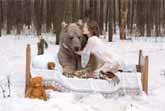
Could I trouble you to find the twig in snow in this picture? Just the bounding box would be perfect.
[0,85,6,98]
[7,76,11,97]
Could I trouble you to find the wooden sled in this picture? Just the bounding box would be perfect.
[25,44,149,95]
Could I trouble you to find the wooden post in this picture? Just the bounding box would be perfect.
[25,44,32,95]
[138,50,142,65]
[143,56,148,95]
[136,50,142,72]
[136,50,148,95]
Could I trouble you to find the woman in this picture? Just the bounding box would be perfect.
[76,20,123,79]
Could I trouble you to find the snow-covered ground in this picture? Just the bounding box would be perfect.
[0,34,165,111]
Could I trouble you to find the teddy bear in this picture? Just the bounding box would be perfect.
[47,62,55,70]
[25,76,48,101]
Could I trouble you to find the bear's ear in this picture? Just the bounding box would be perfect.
[61,21,68,29]
[77,19,83,27]
[77,19,83,25]
[76,19,84,31]
[61,21,69,32]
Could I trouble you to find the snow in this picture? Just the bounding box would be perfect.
[0,34,165,111]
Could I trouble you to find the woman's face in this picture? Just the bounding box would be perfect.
[82,23,91,37]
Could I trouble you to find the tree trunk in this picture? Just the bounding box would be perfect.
[16,1,23,35]
[23,0,31,28]
[46,0,52,32]
[0,0,2,37]
[163,0,165,35]
[105,0,109,32]
[108,0,113,42]
[130,0,134,34]
[119,0,128,40]
[146,0,151,36]
[54,0,65,45]
[113,0,116,34]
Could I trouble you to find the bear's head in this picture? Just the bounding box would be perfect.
[60,23,82,53]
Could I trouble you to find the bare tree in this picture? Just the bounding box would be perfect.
[1,0,165,39]
[146,0,152,36]
[23,0,32,29]
[119,0,128,40]
[113,0,116,34]
[163,0,165,34]
[53,0,65,44]
[108,0,113,42]
[0,0,3,37]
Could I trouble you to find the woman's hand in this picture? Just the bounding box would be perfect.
[75,51,83,55]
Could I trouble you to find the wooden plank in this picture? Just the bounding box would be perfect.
[143,56,148,95]
[137,50,148,95]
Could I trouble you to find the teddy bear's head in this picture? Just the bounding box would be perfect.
[31,76,43,87]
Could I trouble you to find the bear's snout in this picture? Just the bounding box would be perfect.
[74,47,80,52]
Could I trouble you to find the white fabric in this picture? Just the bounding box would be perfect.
[58,72,142,93]
[31,54,56,69]
[81,36,124,73]
[30,49,142,96]
[31,52,63,80]
[31,66,142,95]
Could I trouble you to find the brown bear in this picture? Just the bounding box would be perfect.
[58,23,97,77]
[25,76,48,101]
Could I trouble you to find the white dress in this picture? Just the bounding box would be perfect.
[81,36,123,74]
